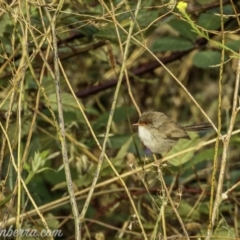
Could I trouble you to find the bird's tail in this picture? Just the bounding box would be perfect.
[183,123,212,132]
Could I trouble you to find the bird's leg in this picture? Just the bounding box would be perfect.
[152,149,172,167]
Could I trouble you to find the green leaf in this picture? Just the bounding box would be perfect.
[93,107,135,130]
[178,201,200,220]
[115,136,133,159]
[79,25,99,39]
[197,13,221,30]
[137,10,159,28]
[151,36,194,52]
[196,4,233,31]
[168,20,198,41]
[0,14,11,37]
[48,92,81,112]
[167,132,200,166]
[193,51,223,69]
[23,162,31,172]
[75,174,94,188]
[226,40,240,52]
[209,227,236,240]
[95,26,120,41]
[106,134,133,150]
[182,148,215,171]
[32,151,49,172]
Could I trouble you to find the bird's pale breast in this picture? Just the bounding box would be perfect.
[138,125,176,154]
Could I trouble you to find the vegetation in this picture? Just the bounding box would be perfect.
[0,0,240,239]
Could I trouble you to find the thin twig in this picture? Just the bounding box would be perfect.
[59,59,148,239]
[157,168,190,240]
[0,122,52,237]
[208,0,225,230]
[205,57,240,240]
[94,10,218,132]
[79,1,148,239]
[43,1,81,239]
[4,128,240,227]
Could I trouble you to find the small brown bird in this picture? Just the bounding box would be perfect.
[133,111,211,154]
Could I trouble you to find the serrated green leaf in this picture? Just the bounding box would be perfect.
[49,92,82,112]
[32,151,44,172]
[168,19,198,41]
[151,36,194,52]
[75,174,94,188]
[23,162,31,172]
[193,51,223,69]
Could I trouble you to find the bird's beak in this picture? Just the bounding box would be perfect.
[132,123,140,126]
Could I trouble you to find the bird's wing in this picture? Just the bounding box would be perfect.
[158,121,190,140]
